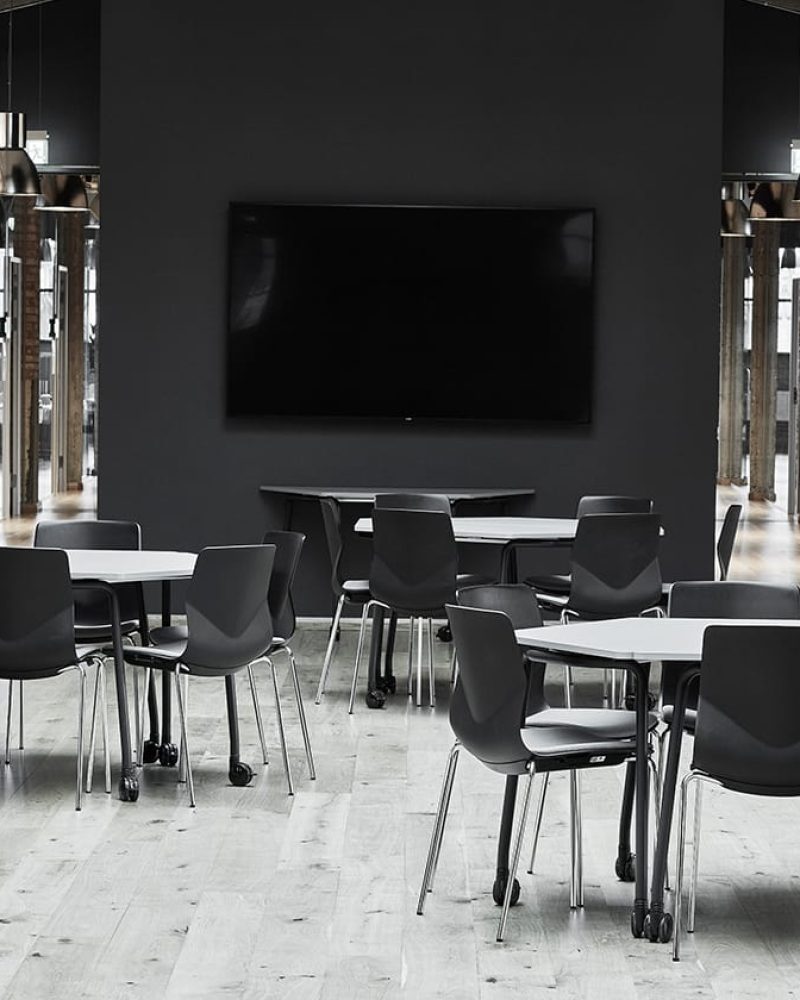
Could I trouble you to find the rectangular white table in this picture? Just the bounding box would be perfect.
[65,549,196,801]
[260,485,537,505]
[515,616,800,942]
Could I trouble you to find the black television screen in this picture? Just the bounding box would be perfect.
[227,203,594,422]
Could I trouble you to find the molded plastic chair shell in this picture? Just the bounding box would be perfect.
[716,503,742,581]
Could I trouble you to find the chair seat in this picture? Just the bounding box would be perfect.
[522,708,658,758]
[149,624,188,646]
[123,640,186,666]
[523,572,571,596]
[342,579,371,600]
[456,572,495,589]
[660,704,697,733]
[74,620,141,641]
[531,589,569,609]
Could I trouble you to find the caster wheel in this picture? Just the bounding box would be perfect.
[158,743,179,767]
[615,852,636,882]
[630,908,645,939]
[365,689,386,709]
[119,776,139,802]
[436,624,452,643]
[141,739,159,764]
[229,761,254,786]
[492,876,520,907]
[653,912,673,943]
[378,675,397,694]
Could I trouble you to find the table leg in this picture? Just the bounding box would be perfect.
[615,760,637,882]
[493,775,521,906]
[365,605,386,708]
[647,666,698,943]
[155,580,179,768]
[380,611,397,693]
[96,582,138,802]
[629,662,650,938]
[225,673,253,785]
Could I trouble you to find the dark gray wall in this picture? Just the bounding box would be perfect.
[0,0,100,165]
[99,0,725,614]
[723,0,800,175]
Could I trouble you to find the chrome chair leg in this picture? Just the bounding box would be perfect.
[497,764,536,942]
[527,771,550,875]
[427,618,435,708]
[688,779,704,933]
[673,771,696,961]
[407,617,415,698]
[248,664,269,765]
[270,657,294,796]
[133,667,141,766]
[417,741,460,914]
[75,666,87,811]
[5,679,12,765]
[316,594,345,704]
[286,647,315,779]
[177,673,190,785]
[173,667,195,807]
[569,770,584,908]
[86,661,102,793]
[138,666,150,767]
[100,662,111,794]
[416,617,424,708]
[348,602,372,715]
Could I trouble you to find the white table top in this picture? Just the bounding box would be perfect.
[66,550,197,583]
[516,616,800,662]
[354,516,578,544]
[261,485,536,503]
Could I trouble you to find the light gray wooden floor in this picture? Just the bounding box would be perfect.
[2,490,800,998]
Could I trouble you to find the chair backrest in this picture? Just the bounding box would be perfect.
[0,547,77,675]
[374,492,451,514]
[456,584,547,715]
[33,519,142,626]
[716,503,742,580]
[446,603,531,775]
[663,580,800,711]
[567,512,662,618]
[668,580,800,620]
[370,507,457,615]
[576,495,654,517]
[261,530,305,641]
[319,497,346,594]
[694,625,800,794]
[182,545,276,671]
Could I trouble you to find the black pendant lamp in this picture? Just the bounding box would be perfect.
[0,1,40,196]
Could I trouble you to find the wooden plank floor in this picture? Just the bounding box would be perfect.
[1,486,799,997]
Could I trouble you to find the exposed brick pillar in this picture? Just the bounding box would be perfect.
[15,197,40,514]
[748,219,779,502]
[60,213,85,490]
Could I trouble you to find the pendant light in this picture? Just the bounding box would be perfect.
[0,0,39,195]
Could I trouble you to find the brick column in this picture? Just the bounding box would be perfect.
[717,233,746,486]
[60,213,85,490]
[748,219,780,502]
[15,197,40,514]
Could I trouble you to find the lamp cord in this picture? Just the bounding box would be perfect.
[7,0,13,110]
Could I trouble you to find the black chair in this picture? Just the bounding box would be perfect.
[716,503,742,580]
[248,530,315,787]
[524,496,653,596]
[150,531,315,793]
[0,547,108,810]
[533,512,663,709]
[28,519,147,782]
[123,545,277,806]
[417,603,654,940]
[314,497,373,704]
[673,625,800,960]
[351,507,458,713]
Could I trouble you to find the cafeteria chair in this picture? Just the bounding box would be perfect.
[350,507,458,712]
[716,503,742,581]
[524,495,654,597]
[531,512,663,709]
[0,546,109,810]
[150,531,315,793]
[122,545,278,806]
[673,624,800,960]
[417,603,656,940]
[314,496,374,704]
[17,520,148,788]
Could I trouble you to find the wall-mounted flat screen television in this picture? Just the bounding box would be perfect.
[227,203,594,422]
